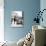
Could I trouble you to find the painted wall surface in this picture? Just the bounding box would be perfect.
[4,0,40,42]
[0,0,4,42]
[40,0,46,27]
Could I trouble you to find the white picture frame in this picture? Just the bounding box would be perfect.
[11,11,24,27]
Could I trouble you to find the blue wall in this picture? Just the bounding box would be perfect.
[40,0,46,27]
[4,0,40,42]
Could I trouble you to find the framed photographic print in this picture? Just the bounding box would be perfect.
[11,11,24,27]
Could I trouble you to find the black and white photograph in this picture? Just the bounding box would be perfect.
[11,11,24,27]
